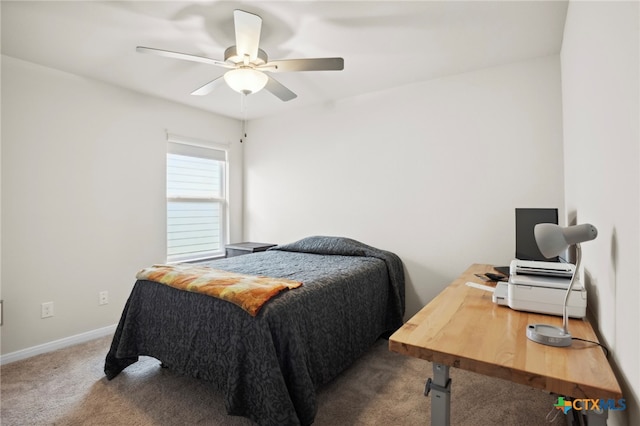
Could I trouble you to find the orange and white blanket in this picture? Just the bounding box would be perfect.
[136,264,303,316]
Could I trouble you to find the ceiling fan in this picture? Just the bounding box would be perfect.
[137,9,344,102]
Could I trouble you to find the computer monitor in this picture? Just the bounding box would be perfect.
[515,208,560,262]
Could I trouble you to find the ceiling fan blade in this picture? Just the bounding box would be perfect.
[191,76,226,96]
[263,58,344,72]
[136,46,232,68]
[233,10,262,62]
[264,76,297,102]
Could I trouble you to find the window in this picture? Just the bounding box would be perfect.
[167,140,227,262]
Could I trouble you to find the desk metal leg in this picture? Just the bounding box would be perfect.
[424,363,451,426]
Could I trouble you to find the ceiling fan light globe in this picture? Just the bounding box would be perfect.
[224,68,268,95]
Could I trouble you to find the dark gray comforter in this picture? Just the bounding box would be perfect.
[104,236,404,425]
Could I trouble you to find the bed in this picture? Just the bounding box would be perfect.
[104,236,405,425]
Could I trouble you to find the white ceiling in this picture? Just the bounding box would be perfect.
[1,1,569,121]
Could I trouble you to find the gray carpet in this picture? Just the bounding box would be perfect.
[0,335,566,425]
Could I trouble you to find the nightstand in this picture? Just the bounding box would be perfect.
[225,242,277,258]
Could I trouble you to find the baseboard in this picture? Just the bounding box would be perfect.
[0,324,117,365]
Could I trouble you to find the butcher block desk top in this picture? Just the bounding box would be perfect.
[389,263,622,400]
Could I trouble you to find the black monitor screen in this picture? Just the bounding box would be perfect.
[515,208,559,262]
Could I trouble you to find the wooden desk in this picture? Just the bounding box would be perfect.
[389,264,622,425]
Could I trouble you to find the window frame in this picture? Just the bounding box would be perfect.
[166,134,229,263]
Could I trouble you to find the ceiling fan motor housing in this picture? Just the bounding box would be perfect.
[224,46,268,66]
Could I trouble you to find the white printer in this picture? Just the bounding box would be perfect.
[492,260,587,318]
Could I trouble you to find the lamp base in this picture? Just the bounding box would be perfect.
[526,324,572,347]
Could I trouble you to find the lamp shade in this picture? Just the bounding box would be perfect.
[224,68,268,95]
[534,223,598,258]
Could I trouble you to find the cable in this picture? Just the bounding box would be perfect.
[572,337,609,357]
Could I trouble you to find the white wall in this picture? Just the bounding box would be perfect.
[561,2,639,425]
[1,56,242,355]
[244,55,565,318]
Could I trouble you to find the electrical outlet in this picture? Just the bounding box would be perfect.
[41,302,54,318]
[99,291,108,305]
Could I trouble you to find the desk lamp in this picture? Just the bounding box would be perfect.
[526,223,598,347]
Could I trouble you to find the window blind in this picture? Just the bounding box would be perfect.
[166,139,227,262]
